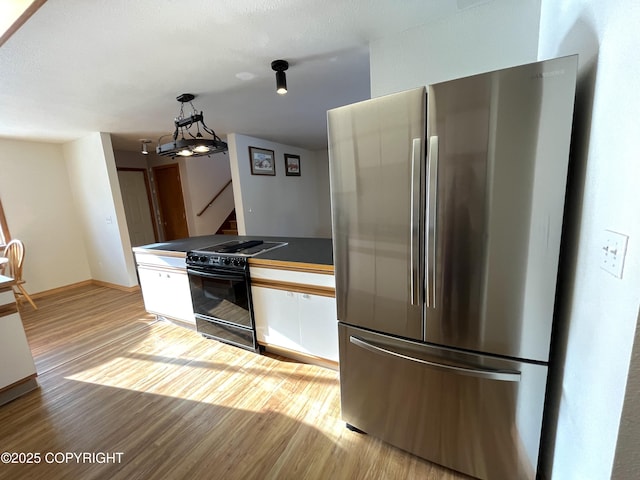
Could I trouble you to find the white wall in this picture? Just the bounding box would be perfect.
[0,138,91,293]
[537,1,640,478]
[613,308,640,478]
[370,0,541,96]
[114,149,150,170]
[313,149,332,238]
[228,133,332,238]
[123,151,234,240]
[115,149,234,240]
[113,150,162,243]
[179,152,234,237]
[63,133,137,287]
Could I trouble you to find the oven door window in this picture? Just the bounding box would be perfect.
[188,268,252,327]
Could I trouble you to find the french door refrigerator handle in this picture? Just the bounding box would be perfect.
[350,336,521,382]
[426,136,439,308]
[410,138,421,306]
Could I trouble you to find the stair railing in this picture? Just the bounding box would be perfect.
[197,179,232,217]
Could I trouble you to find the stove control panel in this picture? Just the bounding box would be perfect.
[186,252,247,269]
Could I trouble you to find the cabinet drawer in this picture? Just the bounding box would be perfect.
[135,253,186,269]
[249,267,335,288]
[339,324,547,480]
[195,317,257,352]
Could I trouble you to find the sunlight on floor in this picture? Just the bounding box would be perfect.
[63,340,342,438]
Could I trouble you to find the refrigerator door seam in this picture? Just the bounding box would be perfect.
[349,335,521,382]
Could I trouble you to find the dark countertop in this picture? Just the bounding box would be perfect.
[133,235,334,266]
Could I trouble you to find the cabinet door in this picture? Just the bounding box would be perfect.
[0,312,37,388]
[138,266,194,324]
[299,294,338,362]
[163,268,195,323]
[253,285,339,362]
[251,286,301,351]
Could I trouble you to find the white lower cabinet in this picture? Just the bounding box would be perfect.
[252,287,301,351]
[135,253,195,325]
[0,285,37,405]
[0,312,37,388]
[251,280,338,363]
[298,293,339,362]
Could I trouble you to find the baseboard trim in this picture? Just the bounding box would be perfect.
[31,280,94,299]
[0,376,38,406]
[260,343,338,371]
[91,280,140,293]
[32,280,140,299]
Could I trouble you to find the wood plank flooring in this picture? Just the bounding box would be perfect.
[0,285,471,480]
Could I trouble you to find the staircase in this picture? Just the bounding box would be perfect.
[217,210,238,235]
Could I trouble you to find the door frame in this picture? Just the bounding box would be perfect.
[152,163,190,241]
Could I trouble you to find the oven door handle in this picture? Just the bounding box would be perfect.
[187,267,246,282]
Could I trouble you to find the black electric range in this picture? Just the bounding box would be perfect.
[185,240,287,352]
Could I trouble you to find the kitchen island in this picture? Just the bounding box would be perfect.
[133,235,337,368]
[134,235,333,266]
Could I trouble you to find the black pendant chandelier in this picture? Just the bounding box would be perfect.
[156,93,228,158]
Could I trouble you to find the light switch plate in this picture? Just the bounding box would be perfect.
[600,230,629,278]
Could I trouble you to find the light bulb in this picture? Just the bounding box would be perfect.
[276,70,287,95]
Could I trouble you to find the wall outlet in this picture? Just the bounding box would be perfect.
[600,230,629,278]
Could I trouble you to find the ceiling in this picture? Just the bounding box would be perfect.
[0,1,479,153]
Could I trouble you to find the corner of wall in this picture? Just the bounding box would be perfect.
[227,133,247,235]
[63,132,137,288]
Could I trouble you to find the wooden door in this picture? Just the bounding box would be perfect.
[153,164,189,241]
[117,168,158,246]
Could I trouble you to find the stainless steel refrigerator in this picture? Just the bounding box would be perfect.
[327,55,577,480]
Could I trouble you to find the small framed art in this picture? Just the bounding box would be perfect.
[249,147,276,175]
[284,154,301,176]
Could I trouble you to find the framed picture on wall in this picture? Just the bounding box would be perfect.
[284,154,301,176]
[249,146,276,175]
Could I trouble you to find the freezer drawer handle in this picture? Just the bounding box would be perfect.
[349,336,521,382]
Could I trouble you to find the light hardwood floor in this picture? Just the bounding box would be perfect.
[0,285,471,480]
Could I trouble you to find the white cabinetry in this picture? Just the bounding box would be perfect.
[298,293,338,361]
[0,281,37,405]
[134,252,195,326]
[250,265,338,364]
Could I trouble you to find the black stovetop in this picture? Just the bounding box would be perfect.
[191,240,288,257]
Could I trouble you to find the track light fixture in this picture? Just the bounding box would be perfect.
[271,60,289,95]
[140,139,151,155]
[156,93,228,158]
